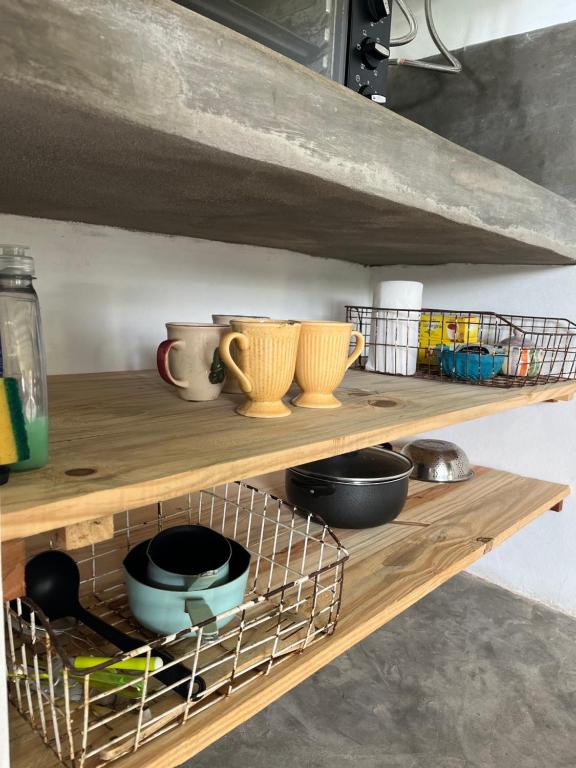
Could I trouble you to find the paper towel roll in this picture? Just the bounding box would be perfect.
[367,281,423,375]
[372,281,423,311]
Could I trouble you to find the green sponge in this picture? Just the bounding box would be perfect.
[0,377,30,466]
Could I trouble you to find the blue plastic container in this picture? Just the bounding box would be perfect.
[437,345,505,381]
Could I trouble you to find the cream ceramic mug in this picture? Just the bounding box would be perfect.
[157,323,228,401]
[212,315,270,394]
[293,321,365,408]
[219,320,301,418]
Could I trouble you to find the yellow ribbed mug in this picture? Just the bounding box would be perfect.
[219,320,301,418]
[293,321,365,408]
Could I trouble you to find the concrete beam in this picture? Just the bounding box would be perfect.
[0,0,575,266]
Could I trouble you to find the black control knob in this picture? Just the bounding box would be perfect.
[359,85,386,104]
[367,0,391,22]
[360,37,390,70]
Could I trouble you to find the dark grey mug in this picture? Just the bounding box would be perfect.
[146,524,232,590]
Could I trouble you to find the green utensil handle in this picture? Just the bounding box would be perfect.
[72,656,164,672]
[70,670,143,699]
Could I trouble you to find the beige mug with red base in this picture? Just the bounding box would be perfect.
[219,320,301,418]
[157,323,228,401]
[293,321,365,408]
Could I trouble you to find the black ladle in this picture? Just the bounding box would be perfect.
[25,550,205,700]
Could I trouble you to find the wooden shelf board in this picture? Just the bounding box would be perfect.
[1,0,576,266]
[3,369,576,542]
[9,467,570,768]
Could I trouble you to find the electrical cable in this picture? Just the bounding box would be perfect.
[389,0,418,47]
[389,0,462,73]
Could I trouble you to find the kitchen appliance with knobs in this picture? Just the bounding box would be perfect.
[173,0,394,105]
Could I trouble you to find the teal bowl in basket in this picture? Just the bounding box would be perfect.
[437,345,505,381]
[123,538,250,637]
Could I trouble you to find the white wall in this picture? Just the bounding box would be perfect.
[4,214,576,616]
[7,207,574,616]
[371,263,576,616]
[392,0,576,59]
[0,215,370,374]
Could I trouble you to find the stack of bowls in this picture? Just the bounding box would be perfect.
[123,525,251,637]
[436,344,505,381]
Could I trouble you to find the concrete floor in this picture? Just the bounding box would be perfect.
[186,573,576,768]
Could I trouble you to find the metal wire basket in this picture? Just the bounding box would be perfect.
[5,481,348,767]
[346,306,576,388]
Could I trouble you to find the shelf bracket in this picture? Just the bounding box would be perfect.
[55,517,115,550]
[1,539,26,601]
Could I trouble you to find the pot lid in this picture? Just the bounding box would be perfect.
[290,447,413,484]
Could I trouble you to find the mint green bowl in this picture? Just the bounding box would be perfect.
[123,538,251,637]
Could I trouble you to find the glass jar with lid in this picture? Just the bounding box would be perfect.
[0,245,48,469]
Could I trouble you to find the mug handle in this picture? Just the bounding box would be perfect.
[219,332,254,394]
[345,331,365,370]
[156,339,189,388]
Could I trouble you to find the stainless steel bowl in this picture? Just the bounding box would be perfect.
[401,439,473,483]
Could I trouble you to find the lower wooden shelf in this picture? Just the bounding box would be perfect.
[8,466,570,768]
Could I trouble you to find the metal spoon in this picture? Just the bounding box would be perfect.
[25,550,204,699]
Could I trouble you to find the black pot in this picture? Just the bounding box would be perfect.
[285,446,413,529]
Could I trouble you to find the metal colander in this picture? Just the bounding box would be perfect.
[401,439,474,483]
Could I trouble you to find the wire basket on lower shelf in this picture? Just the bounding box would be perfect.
[346,306,576,388]
[5,482,348,768]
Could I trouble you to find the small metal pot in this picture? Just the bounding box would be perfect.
[125,539,250,637]
[147,525,232,590]
[285,447,413,529]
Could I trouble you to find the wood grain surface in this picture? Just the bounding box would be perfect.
[9,467,570,768]
[2,369,575,541]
